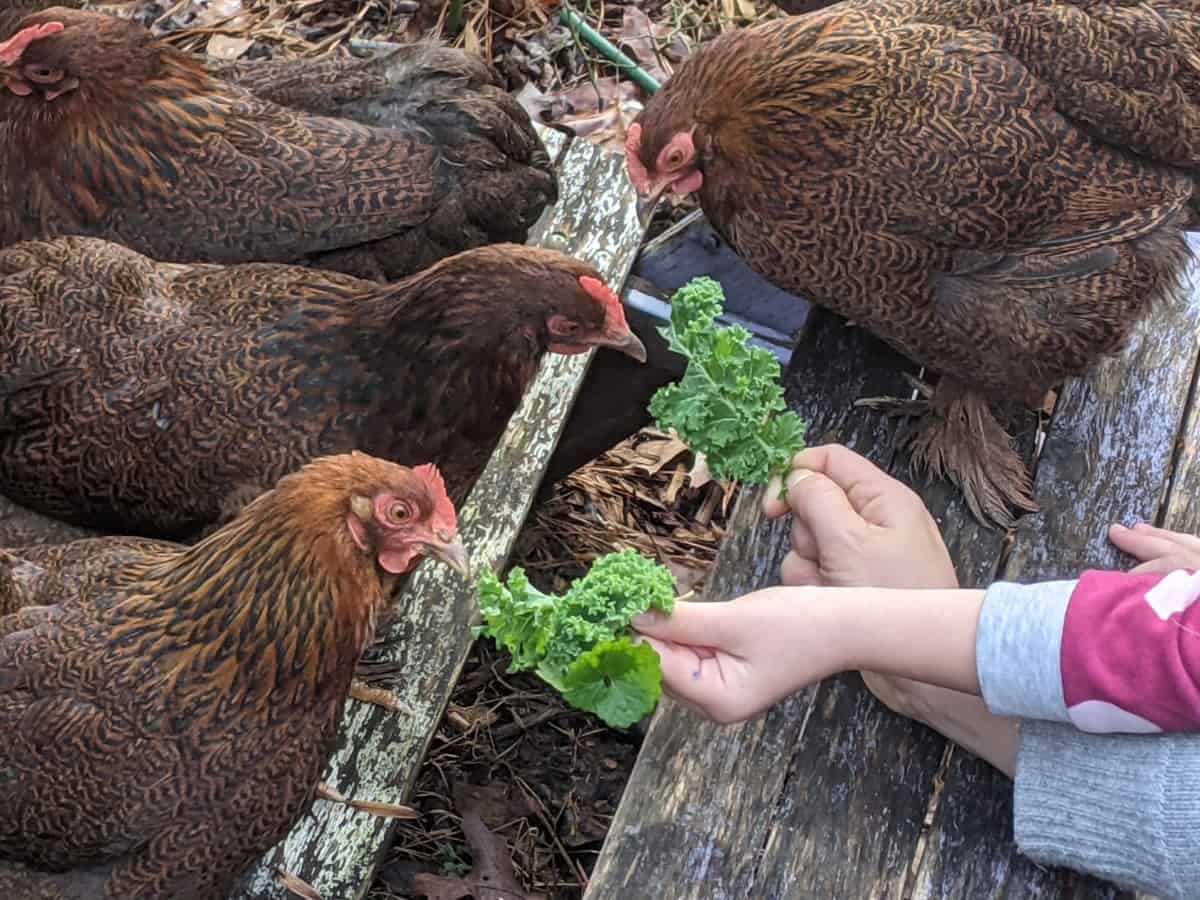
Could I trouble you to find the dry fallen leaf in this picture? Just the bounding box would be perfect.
[618,8,674,84]
[721,0,760,22]
[206,33,254,60]
[687,452,713,489]
[190,0,251,28]
[634,436,692,476]
[409,787,547,900]
[516,78,643,152]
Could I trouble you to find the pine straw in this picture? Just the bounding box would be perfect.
[369,431,735,899]
[513,428,736,595]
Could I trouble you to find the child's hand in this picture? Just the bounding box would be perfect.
[761,444,957,589]
[632,588,845,723]
[1109,522,1200,573]
[634,583,986,724]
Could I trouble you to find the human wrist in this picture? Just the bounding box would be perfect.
[761,587,865,692]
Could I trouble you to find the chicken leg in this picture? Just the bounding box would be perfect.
[856,376,1036,528]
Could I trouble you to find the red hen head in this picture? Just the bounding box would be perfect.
[0,7,178,105]
[409,244,648,363]
[341,455,468,577]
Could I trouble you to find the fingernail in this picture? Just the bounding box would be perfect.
[632,612,662,629]
[786,468,814,490]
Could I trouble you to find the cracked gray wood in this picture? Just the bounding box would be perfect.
[231,125,648,900]
[587,313,966,900]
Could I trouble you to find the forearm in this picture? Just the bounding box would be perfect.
[804,587,986,695]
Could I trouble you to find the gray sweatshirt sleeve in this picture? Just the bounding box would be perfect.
[976,579,1075,723]
[1015,720,1200,899]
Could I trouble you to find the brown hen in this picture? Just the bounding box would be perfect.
[627,0,1198,526]
[0,237,646,540]
[0,452,468,900]
[0,6,557,280]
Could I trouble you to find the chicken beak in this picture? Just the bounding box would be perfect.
[594,327,648,363]
[636,180,670,229]
[426,534,471,579]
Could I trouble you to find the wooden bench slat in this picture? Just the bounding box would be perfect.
[1162,253,1200,537]
[1164,384,1200,534]
[908,235,1200,898]
[231,126,649,900]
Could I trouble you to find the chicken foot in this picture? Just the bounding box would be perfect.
[856,375,1037,529]
[315,781,419,820]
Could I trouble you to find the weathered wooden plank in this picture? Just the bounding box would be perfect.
[587,311,959,900]
[1162,356,1200,536]
[592,259,1196,899]
[910,236,1200,899]
[747,317,1021,900]
[231,126,649,900]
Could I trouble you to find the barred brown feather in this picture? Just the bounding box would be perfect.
[630,0,1199,524]
[0,7,557,280]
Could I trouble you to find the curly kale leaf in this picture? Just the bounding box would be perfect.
[474,550,676,728]
[648,276,807,485]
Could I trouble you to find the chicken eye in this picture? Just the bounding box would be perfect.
[387,501,413,524]
[666,149,684,168]
[24,65,63,84]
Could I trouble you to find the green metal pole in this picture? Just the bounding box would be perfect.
[559,6,663,94]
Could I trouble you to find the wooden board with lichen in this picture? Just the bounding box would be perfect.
[587,238,1200,898]
[230,126,648,900]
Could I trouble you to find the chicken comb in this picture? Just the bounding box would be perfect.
[625,124,651,193]
[579,276,630,333]
[0,22,64,65]
[413,463,457,529]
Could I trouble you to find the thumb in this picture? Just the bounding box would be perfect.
[785,468,864,546]
[632,600,733,650]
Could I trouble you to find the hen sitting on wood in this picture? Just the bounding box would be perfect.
[0,237,646,540]
[627,0,1198,526]
[0,452,468,900]
[0,6,557,280]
